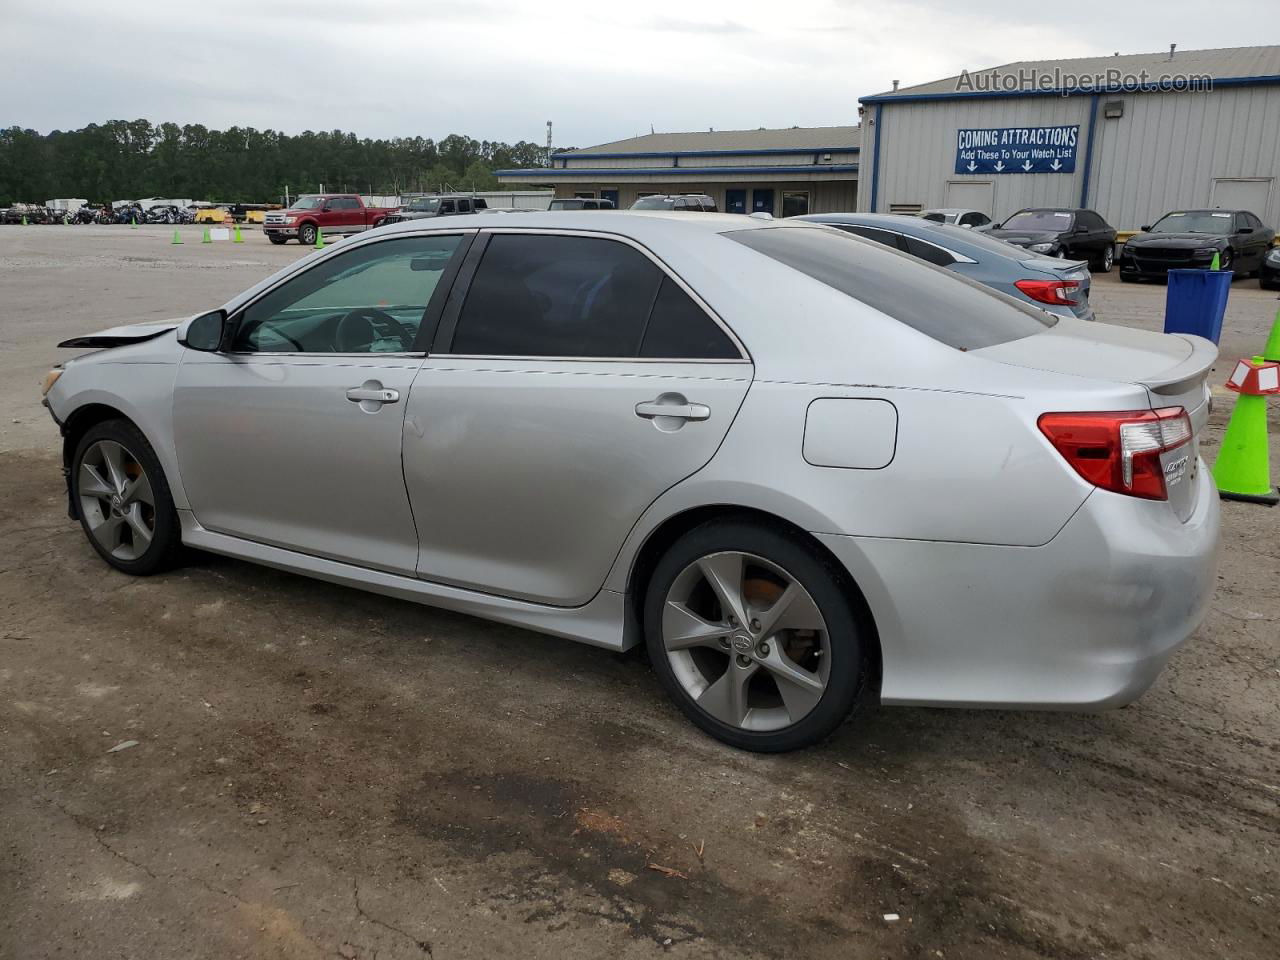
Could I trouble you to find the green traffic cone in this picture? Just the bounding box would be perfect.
[1262,307,1280,363]
[1212,359,1279,505]
[233,223,244,244]
[130,217,138,229]
[313,227,325,250]
[21,214,27,225]
[171,229,183,244]
[1210,250,1221,270]
[201,227,213,244]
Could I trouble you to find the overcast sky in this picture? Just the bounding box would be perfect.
[2,1,1267,149]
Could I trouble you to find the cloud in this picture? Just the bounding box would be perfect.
[647,17,752,34]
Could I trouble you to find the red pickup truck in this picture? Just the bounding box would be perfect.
[262,194,398,245]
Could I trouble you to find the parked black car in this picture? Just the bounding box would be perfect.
[547,197,615,210]
[630,194,718,212]
[986,208,1118,272]
[1261,244,1280,290]
[1119,209,1276,282]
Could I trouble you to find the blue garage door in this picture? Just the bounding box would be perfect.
[726,189,747,214]
[752,189,774,215]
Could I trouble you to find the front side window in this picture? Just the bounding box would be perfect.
[960,212,989,227]
[451,235,661,357]
[233,235,463,353]
[729,226,1055,350]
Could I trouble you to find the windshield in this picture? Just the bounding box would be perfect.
[407,198,441,212]
[291,196,323,210]
[1149,211,1235,234]
[999,210,1074,232]
[921,212,952,223]
[728,226,1055,351]
[632,197,674,210]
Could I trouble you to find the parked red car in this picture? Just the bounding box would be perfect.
[262,194,397,245]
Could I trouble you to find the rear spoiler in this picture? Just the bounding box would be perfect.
[1142,334,1218,398]
[58,321,179,349]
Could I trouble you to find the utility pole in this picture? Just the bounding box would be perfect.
[546,121,553,166]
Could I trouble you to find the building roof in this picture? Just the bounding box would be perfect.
[556,125,860,158]
[863,44,1280,102]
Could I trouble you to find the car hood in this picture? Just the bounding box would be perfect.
[987,229,1061,246]
[58,319,180,349]
[1127,232,1225,248]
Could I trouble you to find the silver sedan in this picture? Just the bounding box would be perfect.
[42,212,1221,752]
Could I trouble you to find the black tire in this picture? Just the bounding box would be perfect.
[1219,248,1234,272]
[298,223,317,246]
[71,419,183,576]
[268,235,288,245]
[1093,245,1114,273]
[644,518,870,752]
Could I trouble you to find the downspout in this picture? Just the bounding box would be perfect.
[1079,94,1100,208]
[868,104,884,212]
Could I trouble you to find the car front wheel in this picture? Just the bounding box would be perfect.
[1095,245,1114,273]
[72,419,183,575]
[298,223,317,246]
[644,519,870,752]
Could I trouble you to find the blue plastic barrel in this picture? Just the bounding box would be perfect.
[1164,269,1232,344]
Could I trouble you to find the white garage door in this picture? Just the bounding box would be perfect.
[1210,178,1272,216]
[944,181,994,217]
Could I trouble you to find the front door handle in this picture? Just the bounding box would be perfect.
[635,397,710,421]
[346,386,399,403]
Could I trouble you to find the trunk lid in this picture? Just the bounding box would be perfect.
[976,319,1216,521]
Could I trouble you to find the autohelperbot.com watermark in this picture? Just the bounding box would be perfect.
[955,67,1213,96]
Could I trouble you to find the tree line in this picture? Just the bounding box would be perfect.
[0,120,555,206]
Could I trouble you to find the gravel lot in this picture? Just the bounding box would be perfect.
[2,225,1278,960]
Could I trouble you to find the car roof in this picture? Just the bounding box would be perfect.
[371,209,788,239]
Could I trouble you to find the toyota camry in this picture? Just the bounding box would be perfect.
[42,212,1221,752]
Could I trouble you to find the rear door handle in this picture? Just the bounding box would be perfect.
[346,386,399,403]
[635,399,710,421]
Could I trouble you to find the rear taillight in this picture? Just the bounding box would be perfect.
[1038,407,1192,500]
[1015,279,1082,305]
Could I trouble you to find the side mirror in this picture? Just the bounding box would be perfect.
[180,310,228,352]
[1140,225,1152,232]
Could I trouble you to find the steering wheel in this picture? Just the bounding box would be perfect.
[334,308,414,352]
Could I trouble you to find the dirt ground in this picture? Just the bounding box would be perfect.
[1,225,1278,960]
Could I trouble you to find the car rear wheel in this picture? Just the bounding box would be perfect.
[298,223,317,246]
[72,420,183,575]
[1095,246,1114,273]
[644,519,869,752]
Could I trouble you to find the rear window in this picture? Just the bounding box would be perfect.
[728,226,1055,350]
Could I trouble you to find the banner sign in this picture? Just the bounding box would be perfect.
[954,125,1079,175]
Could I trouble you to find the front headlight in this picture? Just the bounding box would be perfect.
[1267,247,1280,264]
[40,367,63,396]
[1028,242,1055,253]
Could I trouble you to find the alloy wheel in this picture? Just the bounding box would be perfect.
[661,551,830,732]
[78,440,156,561]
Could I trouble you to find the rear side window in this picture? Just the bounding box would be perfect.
[834,224,904,250]
[902,236,957,267]
[452,235,661,357]
[640,277,739,359]
[729,226,1055,350]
